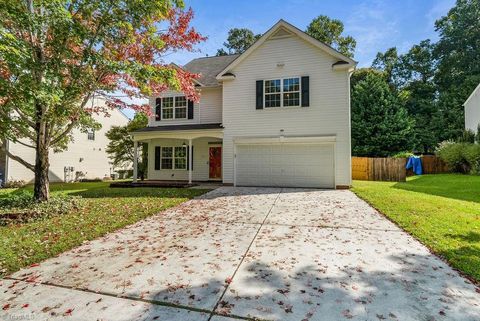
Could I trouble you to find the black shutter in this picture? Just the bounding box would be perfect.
[155,98,162,121]
[188,100,194,119]
[187,146,193,170]
[301,76,310,107]
[154,146,161,170]
[256,80,263,109]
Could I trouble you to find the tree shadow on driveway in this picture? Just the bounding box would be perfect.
[141,253,480,321]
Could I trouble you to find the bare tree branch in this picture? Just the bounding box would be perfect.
[12,139,36,149]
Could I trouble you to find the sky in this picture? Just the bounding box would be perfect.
[169,0,455,66]
[123,0,455,118]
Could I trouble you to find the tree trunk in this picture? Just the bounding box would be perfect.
[33,144,50,202]
[34,102,50,202]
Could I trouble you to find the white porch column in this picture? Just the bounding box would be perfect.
[188,139,193,184]
[133,140,138,183]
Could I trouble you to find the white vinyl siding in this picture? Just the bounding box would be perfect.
[465,84,480,132]
[222,34,351,186]
[200,87,223,123]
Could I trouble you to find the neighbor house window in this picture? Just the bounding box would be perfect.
[264,77,301,107]
[87,130,95,140]
[161,96,187,120]
[161,146,187,170]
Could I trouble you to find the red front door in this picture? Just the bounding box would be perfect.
[209,147,222,180]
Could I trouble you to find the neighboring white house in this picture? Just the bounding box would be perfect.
[131,20,357,188]
[0,96,129,184]
[464,83,480,132]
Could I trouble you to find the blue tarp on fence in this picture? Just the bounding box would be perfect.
[406,156,423,175]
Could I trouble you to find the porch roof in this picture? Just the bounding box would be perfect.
[133,123,223,133]
[131,123,223,141]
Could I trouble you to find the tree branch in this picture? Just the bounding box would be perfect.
[0,108,36,141]
[11,105,36,128]
[13,139,36,149]
[1,139,35,172]
[50,93,91,145]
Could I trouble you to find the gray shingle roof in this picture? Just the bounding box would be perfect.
[183,54,240,87]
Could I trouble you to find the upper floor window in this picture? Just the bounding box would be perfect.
[264,77,301,108]
[161,96,187,120]
[87,129,95,141]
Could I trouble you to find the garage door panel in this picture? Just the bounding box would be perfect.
[235,143,335,188]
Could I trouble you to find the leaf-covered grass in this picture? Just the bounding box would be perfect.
[0,190,82,226]
[352,174,480,283]
[0,182,209,277]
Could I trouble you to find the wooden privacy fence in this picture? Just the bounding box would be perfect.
[352,157,406,182]
[352,156,449,182]
[420,155,450,174]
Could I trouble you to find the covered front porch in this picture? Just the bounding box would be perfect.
[131,123,224,184]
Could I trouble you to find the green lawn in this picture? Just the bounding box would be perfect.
[352,174,480,283]
[0,182,209,277]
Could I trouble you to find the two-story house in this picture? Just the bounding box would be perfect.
[131,20,357,188]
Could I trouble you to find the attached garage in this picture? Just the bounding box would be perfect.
[234,140,335,188]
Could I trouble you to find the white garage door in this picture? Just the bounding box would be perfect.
[235,143,335,188]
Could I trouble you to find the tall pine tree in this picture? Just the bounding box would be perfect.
[351,71,414,157]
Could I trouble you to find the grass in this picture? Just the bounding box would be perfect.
[352,174,480,283]
[0,182,209,277]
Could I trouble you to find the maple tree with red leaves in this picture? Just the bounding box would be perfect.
[0,0,205,201]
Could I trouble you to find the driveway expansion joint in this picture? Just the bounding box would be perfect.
[207,189,283,321]
[3,277,261,321]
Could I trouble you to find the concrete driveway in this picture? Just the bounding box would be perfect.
[1,187,479,321]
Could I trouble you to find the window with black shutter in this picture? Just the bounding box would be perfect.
[258,77,307,108]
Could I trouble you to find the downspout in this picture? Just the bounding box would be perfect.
[348,68,354,187]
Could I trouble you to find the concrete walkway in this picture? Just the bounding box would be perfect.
[1,187,479,321]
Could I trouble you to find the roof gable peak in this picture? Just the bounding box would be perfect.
[216,19,357,80]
